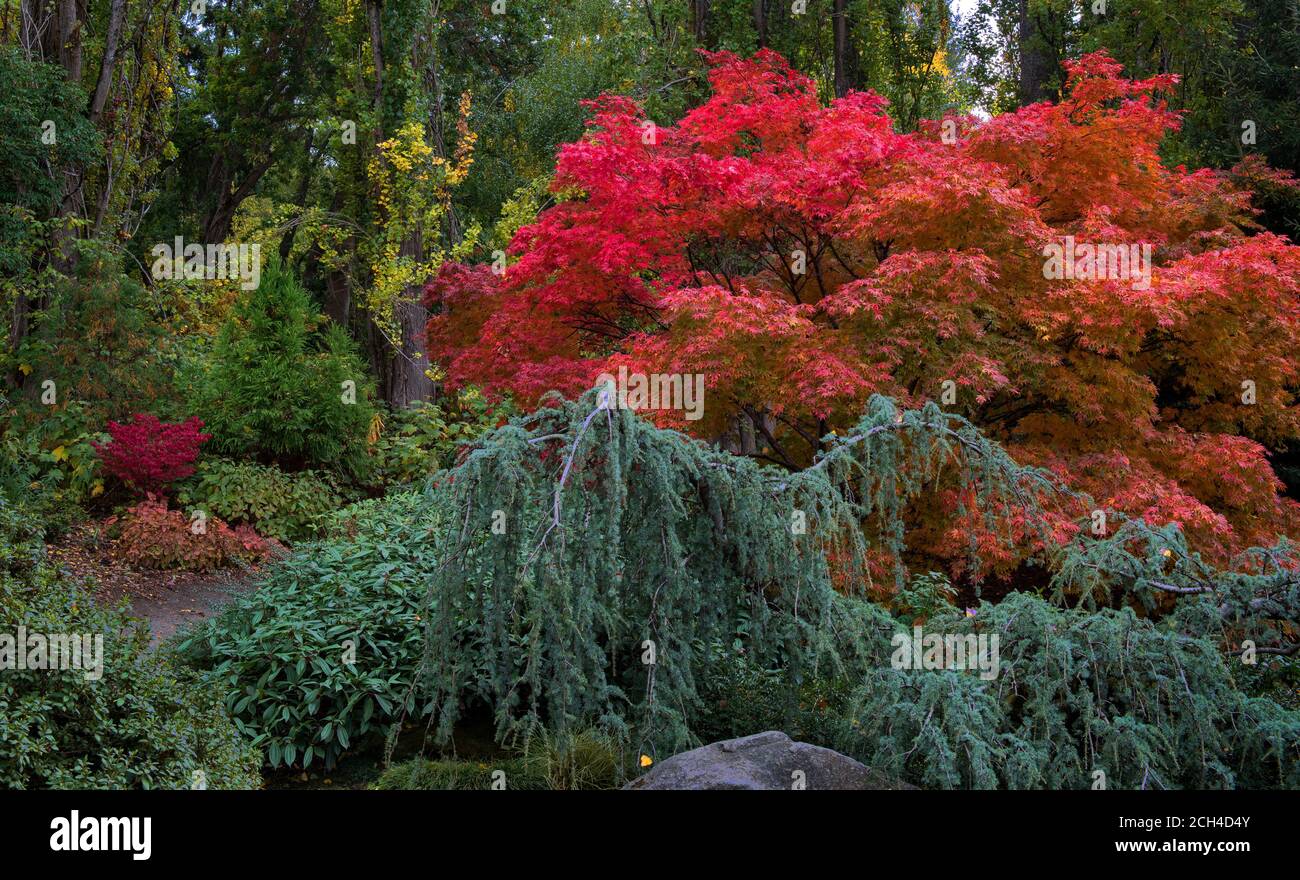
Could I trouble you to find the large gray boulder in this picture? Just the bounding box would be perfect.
[624,731,914,790]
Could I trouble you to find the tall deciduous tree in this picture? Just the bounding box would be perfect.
[427,49,1300,566]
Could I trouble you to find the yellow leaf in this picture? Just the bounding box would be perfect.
[639,754,653,768]
[91,481,104,498]
[52,445,68,462]
[18,363,32,375]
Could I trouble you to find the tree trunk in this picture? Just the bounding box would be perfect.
[279,132,316,260]
[367,0,384,115]
[323,266,352,327]
[386,292,433,408]
[753,0,766,49]
[57,0,81,80]
[833,0,854,98]
[320,187,352,327]
[691,0,710,46]
[88,0,127,124]
[1017,0,1053,106]
[201,153,274,245]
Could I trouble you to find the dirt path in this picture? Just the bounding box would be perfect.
[117,570,260,645]
[49,526,267,646]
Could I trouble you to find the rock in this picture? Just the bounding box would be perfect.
[624,731,915,790]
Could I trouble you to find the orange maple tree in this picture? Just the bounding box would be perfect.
[427,49,1300,567]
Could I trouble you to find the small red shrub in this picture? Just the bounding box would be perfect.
[93,413,211,495]
[112,495,269,572]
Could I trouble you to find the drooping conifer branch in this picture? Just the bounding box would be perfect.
[418,388,1299,781]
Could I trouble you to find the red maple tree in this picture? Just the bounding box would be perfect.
[426,49,1300,566]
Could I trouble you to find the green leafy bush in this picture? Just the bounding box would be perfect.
[186,257,376,478]
[173,491,437,770]
[0,472,46,576]
[368,390,507,489]
[6,271,184,431]
[110,495,269,571]
[0,553,261,789]
[176,457,344,543]
[0,398,107,514]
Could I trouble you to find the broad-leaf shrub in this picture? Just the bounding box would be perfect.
[187,257,376,478]
[93,413,210,495]
[1,397,107,517]
[368,391,507,489]
[0,484,46,576]
[111,495,268,571]
[176,458,344,543]
[173,492,436,769]
[0,530,261,789]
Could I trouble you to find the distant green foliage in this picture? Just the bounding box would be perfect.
[177,457,344,543]
[187,258,376,478]
[0,46,99,275]
[173,491,435,770]
[0,534,261,790]
[893,571,961,622]
[691,642,853,749]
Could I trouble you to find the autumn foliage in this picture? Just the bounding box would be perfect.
[93,413,211,495]
[427,49,1300,567]
[111,495,269,572]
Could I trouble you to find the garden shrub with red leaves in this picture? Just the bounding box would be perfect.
[110,495,270,572]
[93,414,211,495]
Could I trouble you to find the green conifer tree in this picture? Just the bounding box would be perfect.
[190,257,375,478]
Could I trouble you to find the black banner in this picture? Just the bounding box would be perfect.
[0,790,1287,866]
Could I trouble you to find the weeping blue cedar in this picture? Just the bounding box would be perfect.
[416,388,1300,786]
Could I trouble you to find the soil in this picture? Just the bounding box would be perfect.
[47,523,269,646]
